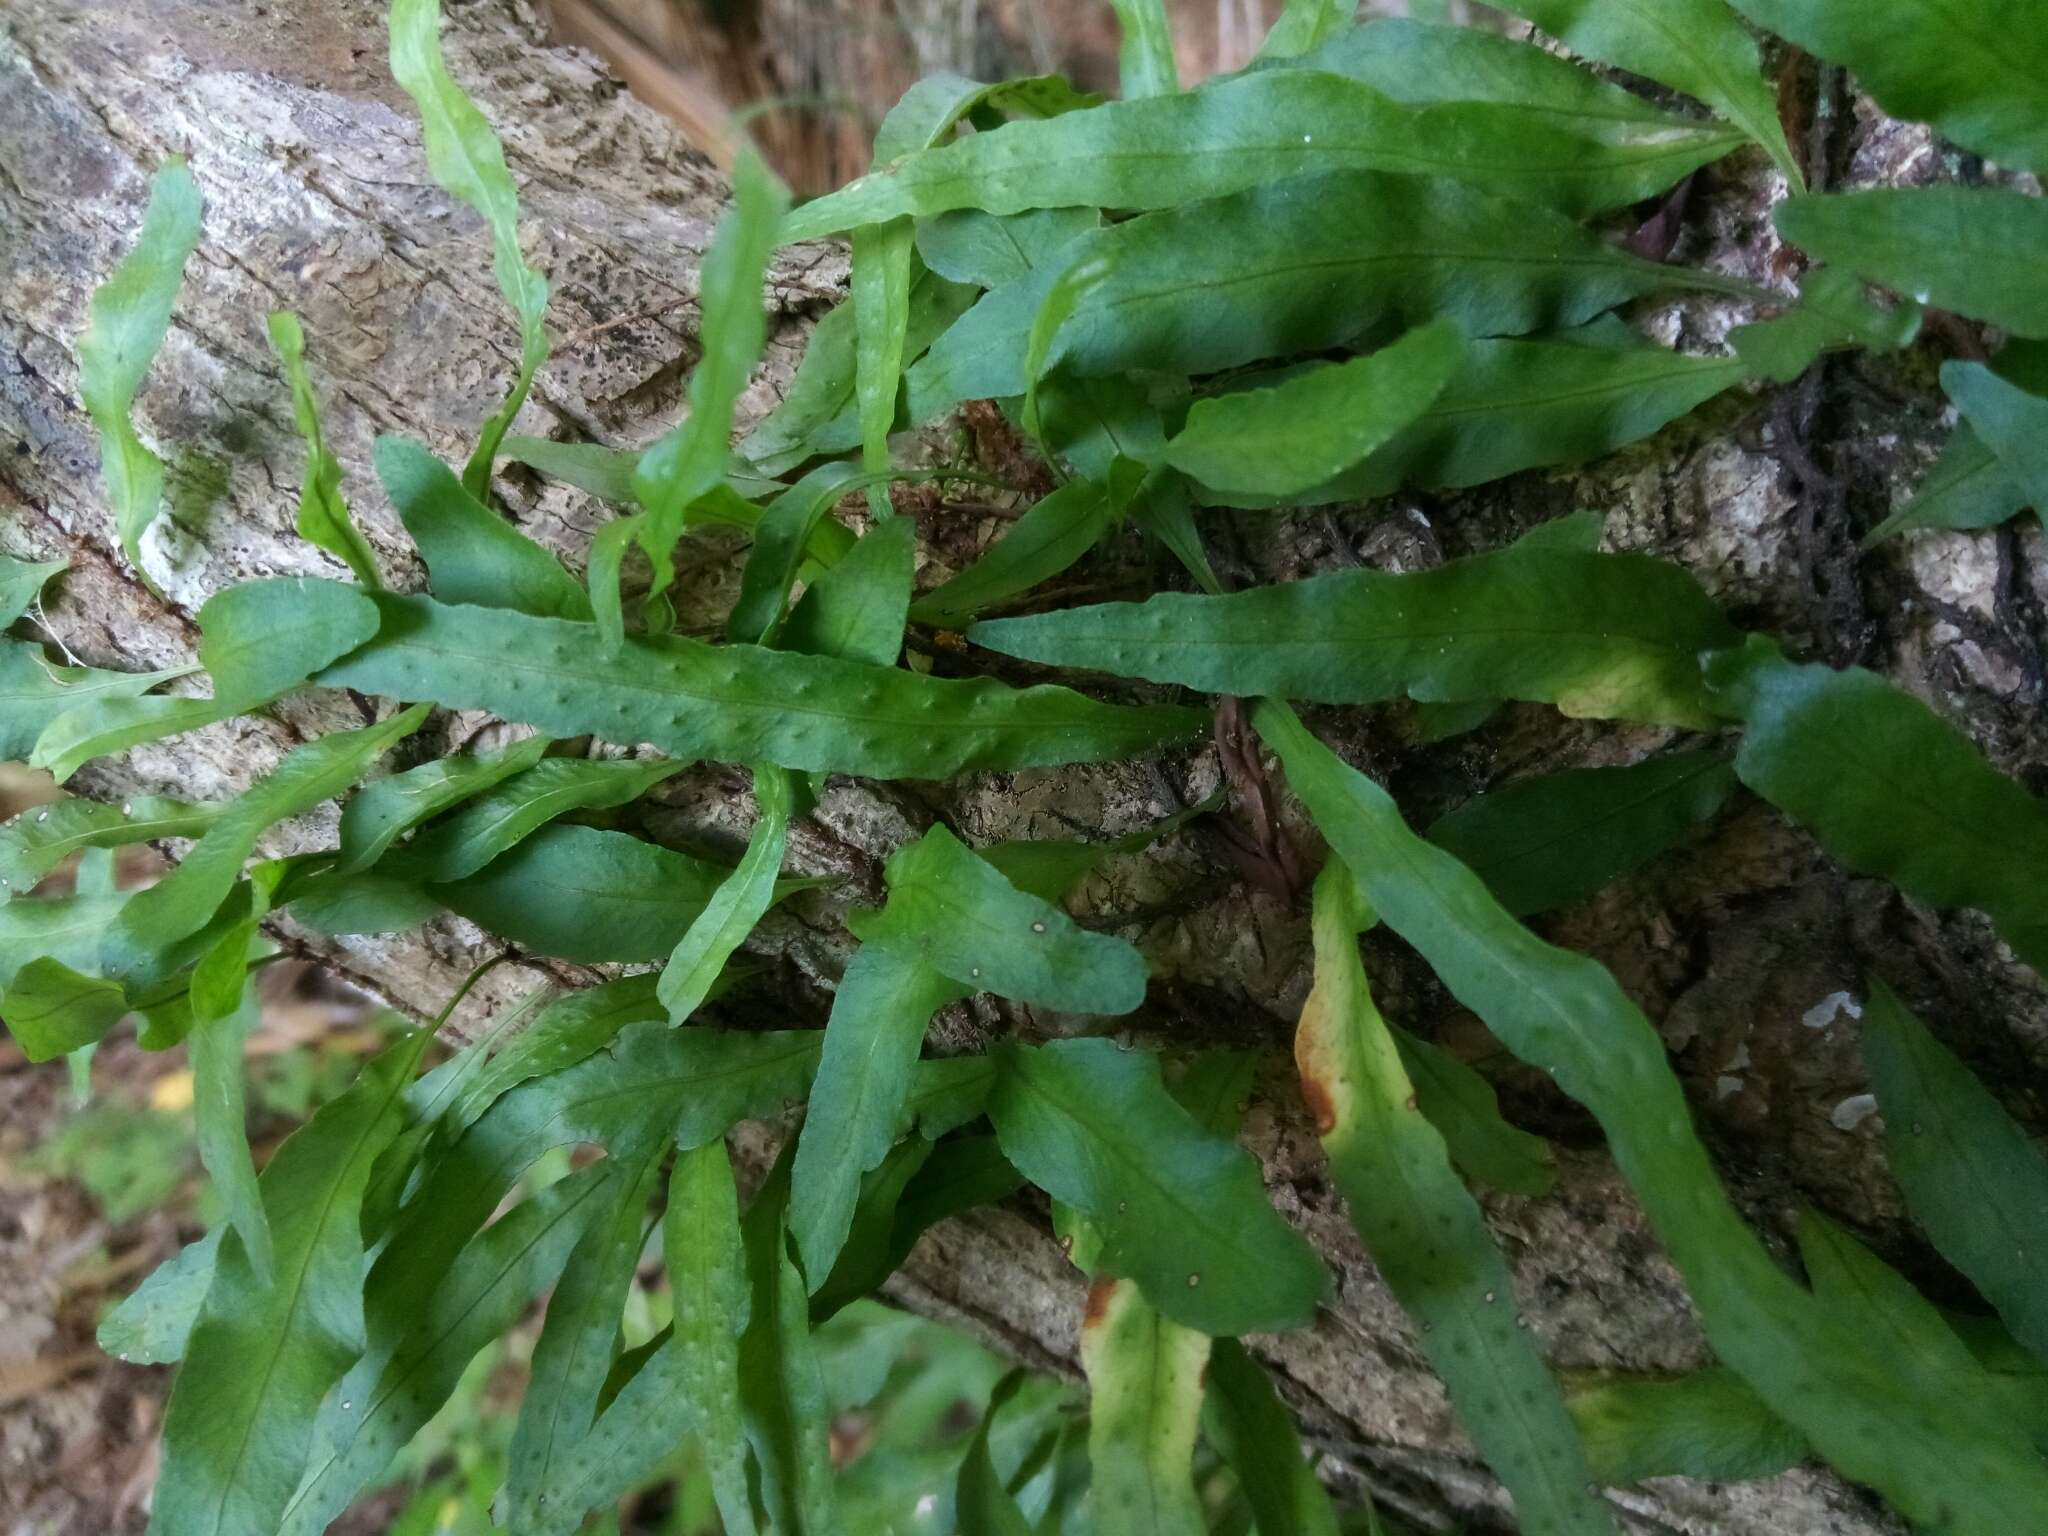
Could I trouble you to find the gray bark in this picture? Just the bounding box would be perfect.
[3,3,2044,1532]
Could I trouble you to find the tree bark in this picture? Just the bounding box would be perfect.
[2,3,2043,1533]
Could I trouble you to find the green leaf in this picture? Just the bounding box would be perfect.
[77,158,203,585]
[431,823,730,964]
[1201,1339,1342,1536]
[1166,321,1465,498]
[1425,751,1736,917]
[1861,980,2048,1365]
[729,462,864,643]
[267,311,381,587]
[1254,700,2048,1534]
[26,692,228,785]
[394,754,685,883]
[1391,1027,1556,1198]
[1729,266,1923,385]
[789,944,967,1286]
[318,590,1202,776]
[373,436,591,619]
[1,956,130,1063]
[1942,359,2048,517]
[853,222,913,516]
[0,555,66,629]
[1,641,195,766]
[449,973,664,1129]
[196,576,383,712]
[189,979,272,1284]
[1864,423,2030,544]
[1704,641,2048,972]
[501,1147,667,1532]
[279,1157,626,1535]
[954,1371,1036,1536]
[1257,0,1345,58]
[336,733,553,872]
[1108,0,1179,97]
[908,477,1123,630]
[148,1030,422,1536]
[1775,189,2048,338]
[388,0,550,493]
[0,891,128,990]
[1726,0,2048,173]
[0,795,220,898]
[973,540,1739,728]
[784,69,1736,241]
[908,168,1734,424]
[658,764,792,1023]
[989,1037,1325,1334]
[1797,1208,1998,1398]
[1486,0,1801,181]
[1567,1369,1804,1486]
[1080,1275,1209,1536]
[626,152,788,637]
[1275,331,1749,505]
[282,868,441,937]
[914,207,1099,289]
[781,515,916,668]
[847,824,1148,1012]
[98,1228,223,1367]
[737,1163,840,1535]
[106,703,430,981]
[1297,862,1611,1534]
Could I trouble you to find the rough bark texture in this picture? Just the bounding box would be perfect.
[3,3,2045,1533]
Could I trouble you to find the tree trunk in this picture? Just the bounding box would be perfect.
[3,3,2043,1532]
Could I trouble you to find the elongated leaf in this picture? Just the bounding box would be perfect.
[1426,751,1736,917]
[624,153,788,637]
[99,1228,224,1367]
[1798,1209,1996,1396]
[658,764,791,1024]
[1568,1369,1803,1486]
[106,704,430,980]
[267,311,380,586]
[848,824,1148,1011]
[738,1166,840,1535]
[1202,1338,1342,1536]
[1,641,195,766]
[0,795,220,896]
[1727,0,2048,173]
[1865,423,2029,543]
[336,733,552,872]
[1392,1027,1556,1198]
[915,207,1099,290]
[955,1371,1036,1536]
[1081,1276,1208,1536]
[989,1037,1324,1334]
[318,589,1200,776]
[1942,360,2048,515]
[1729,266,1922,385]
[1254,700,2048,1533]
[1167,322,1464,498]
[149,1030,422,1536]
[1704,641,2048,972]
[196,577,382,712]
[26,691,227,785]
[1258,0,1344,58]
[279,1159,622,1535]
[0,890,127,990]
[189,980,271,1284]
[0,555,66,629]
[781,515,915,667]
[1488,0,1799,180]
[1,956,130,1062]
[974,541,1739,728]
[729,462,863,643]
[853,221,913,515]
[1862,981,2048,1364]
[501,1147,666,1532]
[786,70,1735,241]
[908,168,1733,423]
[1774,190,2048,338]
[78,159,203,584]
[432,823,729,963]
[1108,0,1179,97]
[374,436,590,618]
[451,974,663,1128]
[908,477,1121,630]
[1298,863,1609,1534]
[389,0,549,492]
[790,944,967,1286]
[395,754,684,883]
